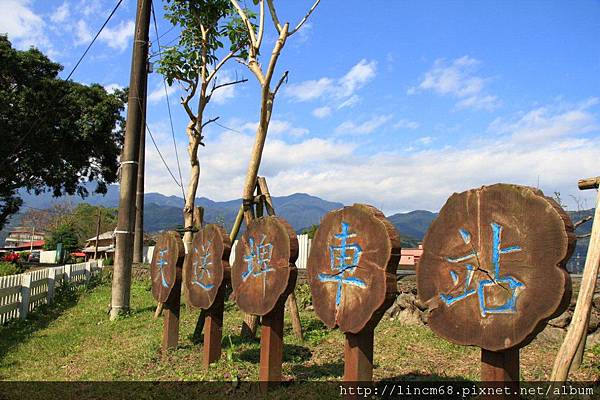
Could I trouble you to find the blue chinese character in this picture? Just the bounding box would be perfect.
[157,249,169,288]
[318,222,367,308]
[242,234,274,281]
[440,223,524,317]
[191,240,214,290]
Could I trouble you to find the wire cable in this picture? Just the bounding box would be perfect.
[151,0,186,203]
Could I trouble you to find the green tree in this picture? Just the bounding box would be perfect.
[0,36,126,230]
[44,224,80,253]
[301,224,319,239]
[157,0,250,251]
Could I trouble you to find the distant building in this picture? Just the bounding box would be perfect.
[3,227,46,251]
[399,244,423,269]
[82,231,115,260]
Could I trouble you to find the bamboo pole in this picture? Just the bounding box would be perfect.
[551,176,600,381]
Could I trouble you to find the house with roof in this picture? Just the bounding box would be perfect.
[82,231,115,260]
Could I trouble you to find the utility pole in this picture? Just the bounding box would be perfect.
[110,0,151,320]
[30,226,35,252]
[133,60,149,265]
[94,208,102,260]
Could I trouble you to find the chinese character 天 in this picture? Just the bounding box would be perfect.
[440,222,524,317]
[318,222,367,308]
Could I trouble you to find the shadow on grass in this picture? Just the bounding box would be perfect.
[290,361,344,380]
[0,276,104,362]
[238,344,312,364]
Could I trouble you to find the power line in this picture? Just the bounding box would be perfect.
[66,0,124,81]
[144,121,184,189]
[214,121,243,134]
[151,0,186,202]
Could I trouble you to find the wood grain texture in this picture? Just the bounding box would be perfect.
[307,204,401,334]
[183,224,231,309]
[151,231,185,303]
[231,216,298,316]
[418,184,575,351]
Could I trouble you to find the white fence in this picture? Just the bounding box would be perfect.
[0,260,103,324]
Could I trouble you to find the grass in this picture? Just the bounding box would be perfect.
[0,275,598,398]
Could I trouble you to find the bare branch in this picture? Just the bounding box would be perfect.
[263,23,288,87]
[256,0,265,49]
[288,0,321,36]
[211,78,248,94]
[207,48,240,84]
[272,70,288,97]
[230,0,257,48]
[201,116,220,129]
[265,0,282,33]
[574,216,593,228]
[181,99,196,121]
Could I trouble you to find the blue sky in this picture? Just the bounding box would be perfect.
[2,0,599,214]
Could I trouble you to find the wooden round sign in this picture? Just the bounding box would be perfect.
[231,216,298,316]
[307,204,401,333]
[418,184,575,351]
[151,231,185,303]
[184,224,231,309]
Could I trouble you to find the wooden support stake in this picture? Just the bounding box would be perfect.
[259,302,285,392]
[203,285,225,367]
[192,309,207,344]
[286,292,304,341]
[481,349,520,399]
[552,176,600,381]
[344,328,374,382]
[162,257,183,353]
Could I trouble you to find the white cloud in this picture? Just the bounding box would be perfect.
[338,59,377,98]
[410,56,499,111]
[99,20,135,51]
[75,20,93,45]
[394,118,420,130]
[417,136,433,145]
[489,98,599,143]
[147,81,178,104]
[337,95,360,110]
[335,114,393,135]
[103,83,124,94]
[50,2,70,24]
[284,77,334,102]
[210,71,240,105]
[284,59,377,117]
[312,106,332,119]
[238,119,309,137]
[0,0,50,51]
[144,101,600,214]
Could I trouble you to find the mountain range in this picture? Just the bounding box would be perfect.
[4,185,593,272]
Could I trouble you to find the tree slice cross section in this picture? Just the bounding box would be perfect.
[231,216,298,316]
[151,231,185,303]
[184,224,231,309]
[307,204,401,333]
[418,184,575,351]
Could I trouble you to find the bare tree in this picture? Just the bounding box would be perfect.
[230,0,320,337]
[157,0,249,251]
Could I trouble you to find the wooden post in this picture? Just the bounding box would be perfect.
[110,0,151,320]
[344,328,374,382]
[203,285,225,367]
[481,349,519,398]
[47,268,56,305]
[259,302,285,392]
[162,265,182,352]
[551,176,600,381]
[19,274,31,320]
[94,209,101,260]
